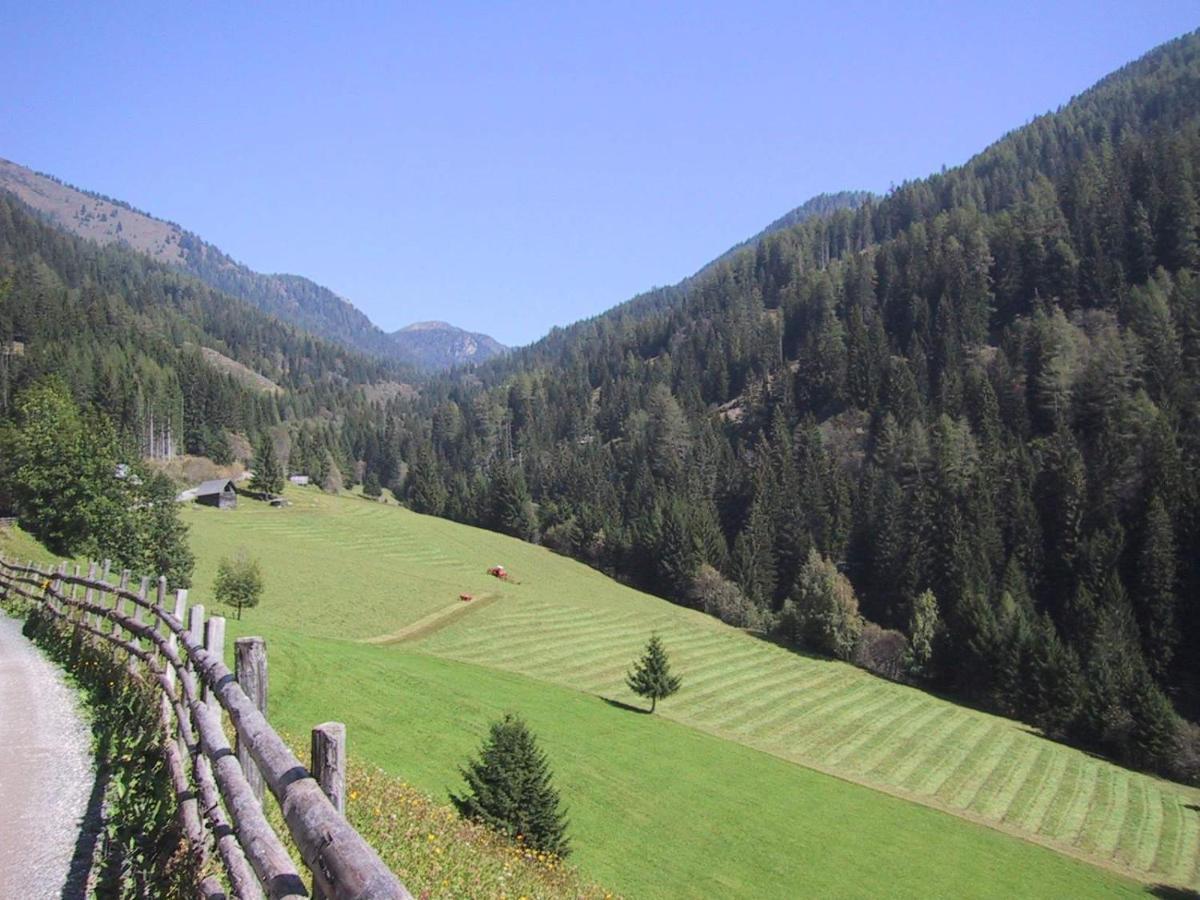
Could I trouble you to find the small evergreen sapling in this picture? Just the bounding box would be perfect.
[626,633,682,713]
[451,714,571,857]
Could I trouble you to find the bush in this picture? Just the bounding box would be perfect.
[853,623,911,682]
[1168,719,1200,786]
[689,564,767,630]
[781,550,863,660]
[362,472,382,498]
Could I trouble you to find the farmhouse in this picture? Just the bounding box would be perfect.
[194,478,238,509]
[289,474,310,486]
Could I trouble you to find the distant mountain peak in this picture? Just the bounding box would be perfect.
[389,321,507,369]
[399,320,456,332]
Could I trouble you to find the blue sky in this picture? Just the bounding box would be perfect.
[1,3,1196,346]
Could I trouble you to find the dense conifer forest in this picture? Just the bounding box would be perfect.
[2,30,1199,784]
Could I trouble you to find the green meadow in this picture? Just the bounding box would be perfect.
[172,487,1199,896]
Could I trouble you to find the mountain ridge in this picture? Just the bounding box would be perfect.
[0,157,504,370]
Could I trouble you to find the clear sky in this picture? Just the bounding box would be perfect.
[1,3,1196,346]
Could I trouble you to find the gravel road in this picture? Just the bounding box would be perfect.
[0,612,95,898]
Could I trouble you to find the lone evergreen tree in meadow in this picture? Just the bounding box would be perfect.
[627,633,682,713]
[250,435,284,496]
[451,714,571,857]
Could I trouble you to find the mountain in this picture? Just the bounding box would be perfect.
[0,180,412,474]
[389,321,508,369]
[381,29,1200,783]
[0,158,502,370]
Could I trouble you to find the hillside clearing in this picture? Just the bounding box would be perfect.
[182,489,1199,894]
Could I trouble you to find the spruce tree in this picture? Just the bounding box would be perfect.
[451,714,570,857]
[626,634,682,713]
[1135,493,1178,681]
[250,435,284,496]
[908,588,940,676]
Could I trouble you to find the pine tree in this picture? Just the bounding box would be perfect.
[451,714,571,857]
[250,434,284,496]
[1134,493,1178,681]
[626,634,682,713]
[908,588,940,676]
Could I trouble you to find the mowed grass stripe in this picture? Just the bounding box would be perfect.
[1015,749,1073,833]
[823,693,929,769]
[971,738,1041,820]
[860,704,960,777]
[711,672,844,734]
[892,715,990,790]
[1077,768,1119,854]
[923,721,1007,799]
[1149,796,1185,881]
[736,671,870,740]
[951,729,1022,810]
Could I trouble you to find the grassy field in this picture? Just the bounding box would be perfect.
[176,487,1200,896]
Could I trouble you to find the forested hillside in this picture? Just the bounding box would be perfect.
[0,190,403,466]
[367,31,1200,781]
[0,158,506,369]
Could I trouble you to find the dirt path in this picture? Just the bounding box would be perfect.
[0,613,96,899]
[361,592,503,645]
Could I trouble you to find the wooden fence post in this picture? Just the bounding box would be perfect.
[235,637,268,805]
[188,604,205,698]
[70,563,82,622]
[167,589,188,692]
[112,570,130,639]
[83,561,98,630]
[52,561,67,615]
[311,722,347,900]
[204,616,226,710]
[129,576,149,675]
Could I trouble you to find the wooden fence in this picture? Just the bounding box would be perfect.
[0,555,412,900]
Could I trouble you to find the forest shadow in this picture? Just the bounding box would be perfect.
[1148,886,1199,899]
[601,697,650,715]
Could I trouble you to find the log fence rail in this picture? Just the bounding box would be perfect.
[0,554,411,900]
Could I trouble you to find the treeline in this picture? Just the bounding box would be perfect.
[362,31,1200,782]
[0,380,193,586]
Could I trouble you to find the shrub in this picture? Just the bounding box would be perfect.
[853,623,911,682]
[688,564,767,630]
[782,549,863,660]
[1168,718,1200,786]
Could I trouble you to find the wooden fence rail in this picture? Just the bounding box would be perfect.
[0,555,411,900]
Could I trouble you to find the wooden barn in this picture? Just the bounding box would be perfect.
[195,478,238,510]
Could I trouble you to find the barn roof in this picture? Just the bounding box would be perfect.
[196,479,236,496]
